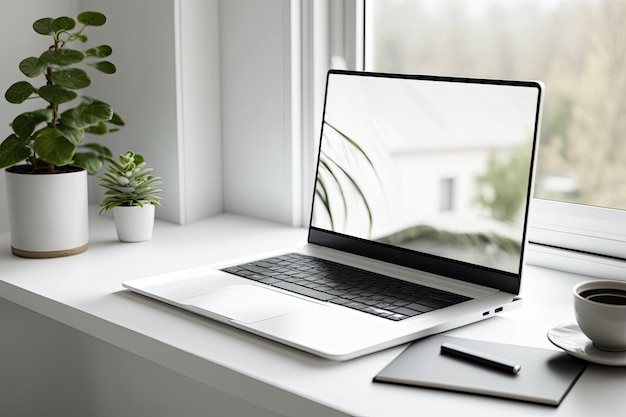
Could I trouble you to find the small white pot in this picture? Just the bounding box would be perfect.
[113,204,156,242]
[5,166,89,258]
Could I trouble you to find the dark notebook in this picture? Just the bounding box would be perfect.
[374,335,586,406]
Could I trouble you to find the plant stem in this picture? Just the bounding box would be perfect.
[45,66,59,127]
[28,154,38,172]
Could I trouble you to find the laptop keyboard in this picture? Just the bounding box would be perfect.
[220,252,471,321]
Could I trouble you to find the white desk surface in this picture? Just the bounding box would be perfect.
[2,207,625,417]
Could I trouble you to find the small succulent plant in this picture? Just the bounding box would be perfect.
[99,151,162,213]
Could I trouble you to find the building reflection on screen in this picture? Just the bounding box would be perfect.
[312,74,539,274]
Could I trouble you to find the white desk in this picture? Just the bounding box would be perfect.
[2,207,625,417]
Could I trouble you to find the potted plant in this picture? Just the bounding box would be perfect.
[99,151,162,242]
[0,11,124,258]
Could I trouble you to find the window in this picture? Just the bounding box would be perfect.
[363,0,626,262]
[439,178,455,212]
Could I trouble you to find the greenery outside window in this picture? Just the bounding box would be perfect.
[360,0,626,264]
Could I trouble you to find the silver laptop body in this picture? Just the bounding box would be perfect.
[124,70,543,361]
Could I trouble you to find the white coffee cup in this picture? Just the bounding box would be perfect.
[574,279,626,352]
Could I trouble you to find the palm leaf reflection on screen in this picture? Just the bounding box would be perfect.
[315,121,378,234]
[311,73,539,274]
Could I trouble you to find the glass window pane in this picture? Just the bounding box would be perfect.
[439,178,456,212]
[366,0,626,211]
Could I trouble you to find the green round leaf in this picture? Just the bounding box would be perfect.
[5,81,35,104]
[33,127,75,166]
[85,45,112,58]
[88,61,116,74]
[40,49,85,66]
[0,134,32,169]
[39,85,78,104]
[12,114,37,139]
[73,152,104,175]
[85,121,108,135]
[84,102,114,122]
[61,101,113,129]
[51,17,76,33]
[58,124,85,146]
[33,18,54,35]
[81,142,113,158]
[19,57,47,78]
[77,11,106,27]
[11,110,52,139]
[50,68,91,90]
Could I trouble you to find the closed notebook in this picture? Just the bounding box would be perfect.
[374,335,586,406]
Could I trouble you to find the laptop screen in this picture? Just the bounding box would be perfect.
[309,70,542,293]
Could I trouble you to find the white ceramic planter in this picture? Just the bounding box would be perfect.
[5,167,89,258]
[113,204,155,242]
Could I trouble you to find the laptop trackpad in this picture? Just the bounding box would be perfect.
[182,284,315,323]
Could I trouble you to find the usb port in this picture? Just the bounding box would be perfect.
[495,307,504,313]
[482,311,489,316]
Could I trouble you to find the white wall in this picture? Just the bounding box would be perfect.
[78,0,224,225]
[79,0,182,223]
[0,0,224,230]
[1,0,304,234]
[220,0,300,225]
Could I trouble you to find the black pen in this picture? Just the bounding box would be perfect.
[440,342,521,374]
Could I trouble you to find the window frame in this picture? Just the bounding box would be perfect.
[334,0,626,273]
[528,199,626,259]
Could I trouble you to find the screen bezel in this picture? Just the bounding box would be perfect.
[307,70,543,295]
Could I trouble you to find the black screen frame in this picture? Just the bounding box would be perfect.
[307,70,543,295]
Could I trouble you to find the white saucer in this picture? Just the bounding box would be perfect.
[547,323,626,366]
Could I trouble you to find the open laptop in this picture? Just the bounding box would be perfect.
[123,70,543,361]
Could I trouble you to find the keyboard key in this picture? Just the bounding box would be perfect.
[391,307,423,317]
[404,302,436,313]
[272,281,335,301]
[328,297,350,305]
[365,306,395,316]
[345,301,368,311]
[415,298,451,309]
[259,277,280,285]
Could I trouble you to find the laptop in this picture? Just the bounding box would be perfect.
[123,70,543,361]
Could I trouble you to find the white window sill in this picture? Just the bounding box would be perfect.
[1,204,622,416]
[526,242,626,282]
